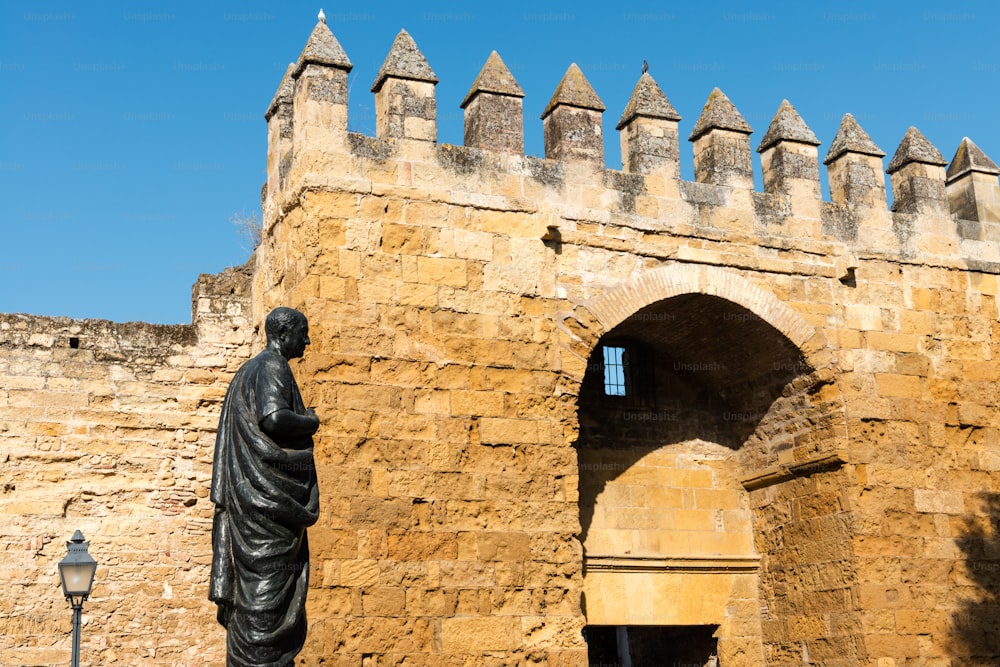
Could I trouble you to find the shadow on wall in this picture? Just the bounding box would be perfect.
[574,295,814,548]
[954,491,1000,664]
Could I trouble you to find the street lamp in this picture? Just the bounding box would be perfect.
[58,530,97,667]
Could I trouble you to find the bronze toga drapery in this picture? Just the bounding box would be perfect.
[210,347,319,666]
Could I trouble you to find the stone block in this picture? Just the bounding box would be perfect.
[405,587,458,616]
[476,531,531,561]
[380,223,422,254]
[340,559,382,587]
[387,531,458,560]
[451,390,505,417]
[479,417,542,445]
[913,489,965,515]
[362,587,406,616]
[440,617,516,653]
[875,373,923,398]
[412,256,467,288]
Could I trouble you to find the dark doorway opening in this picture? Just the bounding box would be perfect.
[584,624,719,666]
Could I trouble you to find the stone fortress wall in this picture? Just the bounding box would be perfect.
[1,267,249,666]
[5,13,1000,666]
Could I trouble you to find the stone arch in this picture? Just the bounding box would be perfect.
[557,263,845,466]
[559,264,849,667]
[579,263,826,365]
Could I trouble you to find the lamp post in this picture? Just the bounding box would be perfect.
[58,530,97,667]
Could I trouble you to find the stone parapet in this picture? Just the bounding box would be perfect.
[263,23,1000,270]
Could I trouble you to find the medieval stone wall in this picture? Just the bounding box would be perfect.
[4,14,1000,667]
[0,265,251,666]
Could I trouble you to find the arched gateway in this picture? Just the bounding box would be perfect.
[561,265,846,666]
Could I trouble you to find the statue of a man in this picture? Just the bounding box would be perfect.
[210,307,320,666]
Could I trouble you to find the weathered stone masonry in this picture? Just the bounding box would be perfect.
[1,266,250,666]
[5,14,1000,666]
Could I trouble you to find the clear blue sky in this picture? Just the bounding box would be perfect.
[2,1,998,323]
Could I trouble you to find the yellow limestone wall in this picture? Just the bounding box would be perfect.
[5,18,1000,667]
[1,266,251,666]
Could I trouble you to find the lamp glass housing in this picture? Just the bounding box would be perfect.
[59,531,97,599]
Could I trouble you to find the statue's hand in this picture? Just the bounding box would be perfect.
[303,408,320,433]
[261,408,319,438]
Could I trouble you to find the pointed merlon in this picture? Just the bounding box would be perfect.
[371,29,439,92]
[886,127,946,174]
[293,15,352,76]
[615,72,681,130]
[946,137,1000,182]
[265,62,297,120]
[823,114,884,164]
[460,51,524,109]
[688,88,752,141]
[756,100,819,153]
[541,63,605,119]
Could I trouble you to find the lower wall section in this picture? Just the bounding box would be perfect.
[0,267,251,667]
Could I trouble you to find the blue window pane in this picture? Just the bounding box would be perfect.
[603,345,627,396]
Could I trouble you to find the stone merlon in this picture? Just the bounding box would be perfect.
[616,72,681,176]
[823,113,884,164]
[541,63,605,119]
[886,126,946,174]
[371,29,438,93]
[689,88,753,189]
[757,100,822,210]
[371,30,438,142]
[945,137,1000,223]
[293,17,353,77]
[824,114,886,209]
[460,51,524,108]
[688,87,752,142]
[615,72,681,130]
[946,136,1000,183]
[887,126,948,215]
[756,99,819,153]
[461,51,525,154]
[265,63,296,121]
[541,64,605,164]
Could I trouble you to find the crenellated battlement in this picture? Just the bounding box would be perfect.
[262,15,1000,279]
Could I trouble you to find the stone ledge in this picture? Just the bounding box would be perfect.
[741,451,847,491]
[585,554,760,574]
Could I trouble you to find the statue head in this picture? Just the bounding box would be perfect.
[265,307,310,360]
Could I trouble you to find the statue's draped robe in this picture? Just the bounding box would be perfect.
[210,349,319,667]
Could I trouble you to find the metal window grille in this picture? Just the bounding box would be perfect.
[603,345,629,396]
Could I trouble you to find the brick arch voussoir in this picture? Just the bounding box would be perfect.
[559,264,832,387]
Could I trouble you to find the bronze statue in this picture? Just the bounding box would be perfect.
[210,307,320,666]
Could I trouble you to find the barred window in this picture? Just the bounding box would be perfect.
[602,345,629,396]
[600,341,653,404]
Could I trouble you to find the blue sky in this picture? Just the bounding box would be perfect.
[2,1,998,324]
